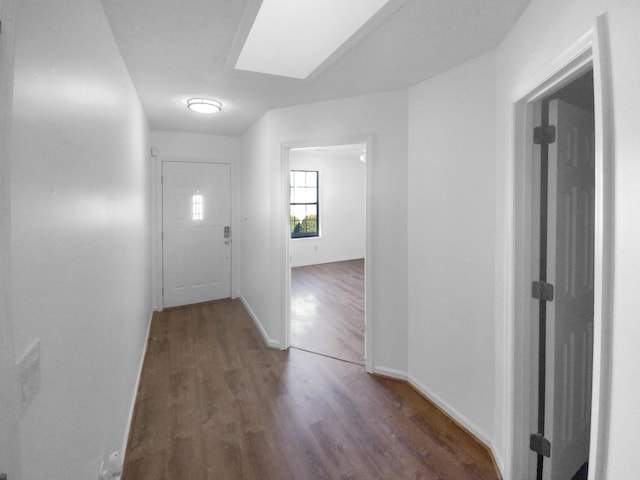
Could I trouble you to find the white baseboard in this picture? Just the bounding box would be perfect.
[407,375,503,477]
[407,374,491,446]
[492,445,505,479]
[120,308,154,463]
[372,365,408,381]
[238,295,281,349]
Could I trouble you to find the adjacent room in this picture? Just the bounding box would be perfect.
[289,144,366,365]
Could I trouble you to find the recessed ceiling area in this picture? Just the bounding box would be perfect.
[235,0,391,79]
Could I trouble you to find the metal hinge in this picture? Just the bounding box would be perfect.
[530,433,551,457]
[533,125,556,145]
[532,281,554,301]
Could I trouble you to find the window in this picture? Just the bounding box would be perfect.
[192,194,203,220]
[290,170,319,238]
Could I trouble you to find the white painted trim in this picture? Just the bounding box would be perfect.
[372,365,407,381]
[281,144,292,349]
[239,294,282,349]
[0,0,20,475]
[120,309,154,464]
[230,151,241,299]
[374,368,501,475]
[510,29,595,104]
[280,135,374,373]
[151,151,162,311]
[408,374,493,448]
[508,22,613,480]
[363,135,374,375]
[588,15,615,480]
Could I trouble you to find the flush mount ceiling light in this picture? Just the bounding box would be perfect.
[235,0,391,79]
[186,98,222,114]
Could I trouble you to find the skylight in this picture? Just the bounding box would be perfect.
[235,0,391,79]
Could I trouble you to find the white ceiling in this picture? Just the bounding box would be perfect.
[100,0,530,136]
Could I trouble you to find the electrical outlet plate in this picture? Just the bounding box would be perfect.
[99,451,122,480]
[16,339,41,416]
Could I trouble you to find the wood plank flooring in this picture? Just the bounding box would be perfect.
[291,259,365,365]
[122,299,499,480]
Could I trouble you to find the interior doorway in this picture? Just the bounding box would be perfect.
[527,71,595,480]
[287,143,367,365]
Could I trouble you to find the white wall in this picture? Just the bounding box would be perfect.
[494,0,640,477]
[11,0,152,478]
[151,131,240,161]
[407,51,497,446]
[240,91,409,374]
[150,131,241,302]
[239,113,277,346]
[289,149,365,267]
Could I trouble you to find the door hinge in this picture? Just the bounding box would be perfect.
[530,433,551,457]
[533,125,556,145]
[532,281,554,301]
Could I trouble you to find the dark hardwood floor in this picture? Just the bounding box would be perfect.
[291,259,365,365]
[122,299,500,480]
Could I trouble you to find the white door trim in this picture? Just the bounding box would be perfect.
[509,20,614,480]
[0,0,21,477]
[281,135,374,373]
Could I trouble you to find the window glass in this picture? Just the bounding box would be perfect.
[290,170,319,238]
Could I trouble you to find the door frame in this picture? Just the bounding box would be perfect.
[151,154,238,311]
[0,0,21,477]
[281,135,373,373]
[511,23,614,479]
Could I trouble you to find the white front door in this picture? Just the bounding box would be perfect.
[162,162,231,308]
[544,99,595,479]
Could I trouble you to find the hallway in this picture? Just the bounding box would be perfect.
[122,300,499,479]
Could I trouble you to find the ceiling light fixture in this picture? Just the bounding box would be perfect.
[186,98,222,114]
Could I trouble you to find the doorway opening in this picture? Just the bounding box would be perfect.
[285,142,368,366]
[529,70,595,480]
[511,32,615,478]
